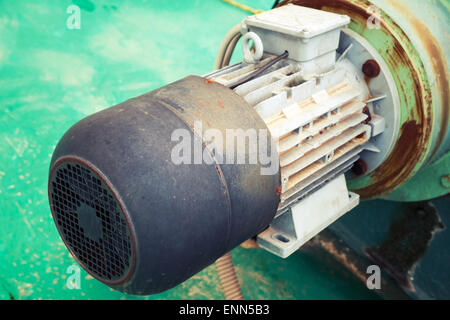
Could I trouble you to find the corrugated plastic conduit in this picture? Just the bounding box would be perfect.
[216,252,244,300]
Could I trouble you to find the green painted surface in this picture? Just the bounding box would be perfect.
[0,0,379,300]
[385,151,450,202]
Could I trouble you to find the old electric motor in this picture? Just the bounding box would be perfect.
[48,4,449,295]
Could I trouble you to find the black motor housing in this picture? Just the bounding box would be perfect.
[48,76,280,295]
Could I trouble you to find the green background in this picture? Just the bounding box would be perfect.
[0,0,378,300]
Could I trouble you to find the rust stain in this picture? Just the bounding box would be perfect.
[362,106,371,123]
[362,59,381,78]
[218,100,224,109]
[284,0,374,22]
[317,238,367,283]
[285,0,434,199]
[276,185,282,196]
[386,0,449,161]
[215,165,222,178]
[364,93,373,102]
[360,121,424,198]
[196,100,207,108]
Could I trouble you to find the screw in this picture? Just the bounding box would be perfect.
[362,59,381,78]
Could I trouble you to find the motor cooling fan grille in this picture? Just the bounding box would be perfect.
[49,160,133,283]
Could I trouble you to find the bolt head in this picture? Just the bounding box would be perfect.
[352,159,368,176]
[362,59,381,78]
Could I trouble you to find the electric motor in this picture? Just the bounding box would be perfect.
[48,4,449,295]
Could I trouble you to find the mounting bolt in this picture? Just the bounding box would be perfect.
[352,159,368,176]
[362,59,381,78]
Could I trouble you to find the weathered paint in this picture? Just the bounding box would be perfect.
[372,0,450,201]
[365,202,445,291]
[0,0,379,300]
[386,150,450,202]
[284,0,449,200]
[303,229,411,299]
[330,196,450,299]
[380,0,449,164]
